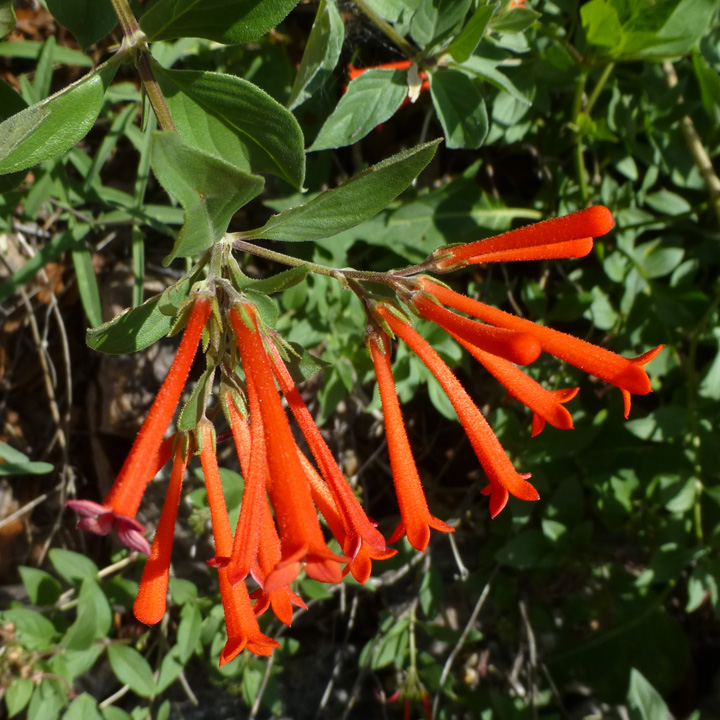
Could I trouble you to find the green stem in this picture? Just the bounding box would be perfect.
[109,0,141,38]
[229,236,433,284]
[109,0,176,132]
[585,62,615,117]
[352,0,418,60]
[572,72,589,203]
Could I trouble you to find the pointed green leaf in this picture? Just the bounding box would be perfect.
[0,59,118,174]
[86,276,193,354]
[48,548,99,584]
[0,0,16,40]
[6,678,34,717]
[446,2,499,62]
[287,0,344,110]
[62,694,103,720]
[309,69,408,151]
[107,646,156,698]
[490,6,540,33]
[0,440,53,476]
[248,140,440,241]
[430,69,488,149]
[155,67,305,189]
[410,0,472,49]
[240,265,310,293]
[0,78,28,191]
[627,668,670,720]
[693,52,720,122]
[18,567,62,605]
[45,0,116,49]
[151,132,264,264]
[140,0,301,44]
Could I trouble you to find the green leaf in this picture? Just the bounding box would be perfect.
[151,132,264,264]
[309,69,409,151]
[430,69,488,149]
[177,367,214,431]
[26,680,66,720]
[239,265,310,294]
[6,678,34,717]
[18,567,62,605]
[0,40,93,66]
[107,645,157,698]
[288,0,344,110]
[62,597,97,651]
[0,0,16,40]
[86,277,193,354]
[62,694,103,720]
[169,577,197,605]
[249,140,440,241]
[155,67,305,189]
[48,548,99,584]
[0,78,28,191]
[581,0,623,48]
[627,668,670,720]
[102,707,132,720]
[45,0,116,49]
[0,58,118,175]
[692,52,720,122]
[156,648,184,694]
[1,608,57,651]
[176,602,202,662]
[446,2,499,63]
[0,440,53,476]
[410,0,472,49]
[71,228,103,329]
[140,0,300,44]
[490,6,540,33]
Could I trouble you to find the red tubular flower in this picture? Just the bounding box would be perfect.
[375,304,539,518]
[450,332,578,436]
[411,293,541,365]
[67,297,212,553]
[418,278,663,417]
[197,421,279,662]
[268,344,387,561]
[297,449,397,582]
[368,331,453,551]
[225,382,267,587]
[133,441,188,625]
[230,305,346,591]
[430,206,613,271]
[249,498,307,626]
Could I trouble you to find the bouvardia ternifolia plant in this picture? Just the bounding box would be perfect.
[0,0,667,667]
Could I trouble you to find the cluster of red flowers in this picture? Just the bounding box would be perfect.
[67,206,662,663]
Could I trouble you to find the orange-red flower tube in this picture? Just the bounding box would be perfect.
[375,304,539,518]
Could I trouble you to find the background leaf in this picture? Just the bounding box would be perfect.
[430,69,488,148]
[45,0,116,49]
[155,67,305,189]
[139,0,300,44]
[287,0,344,110]
[107,646,156,698]
[309,69,409,151]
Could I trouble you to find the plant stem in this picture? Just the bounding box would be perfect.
[585,62,614,117]
[572,72,589,203]
[352,0,418,61]
[109,0,176,132]
[109,0,141,38]
[229,235,434,284]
